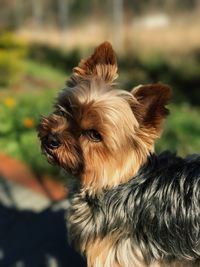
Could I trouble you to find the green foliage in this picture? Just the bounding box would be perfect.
[168,57,200,105]
[118,53,200,106]
[156,104,200,155]
[25,60,66,84]
[70,0,92,20]
[0,89,62,178]
[0,32,27,51]
[28,43,80,72]
[0,50,24,86]
[0,59,67,179]
[0,32,27,86]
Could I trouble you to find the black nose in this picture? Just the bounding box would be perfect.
[44,134,61,149]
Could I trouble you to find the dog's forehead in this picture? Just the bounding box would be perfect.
[57,83,139,133]
[78,96,138,132]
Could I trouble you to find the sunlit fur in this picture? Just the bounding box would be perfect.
[37,42,200,267]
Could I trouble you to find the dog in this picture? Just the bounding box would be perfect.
[38,42,200,267]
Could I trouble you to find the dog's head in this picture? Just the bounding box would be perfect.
[38,42,171,191]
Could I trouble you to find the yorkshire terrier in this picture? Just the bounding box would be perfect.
[38,42,200,267]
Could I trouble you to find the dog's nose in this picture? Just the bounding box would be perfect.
[44,134,61,149]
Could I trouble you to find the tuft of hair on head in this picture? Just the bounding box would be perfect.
[131,83,172,137]
[67,41,118,87]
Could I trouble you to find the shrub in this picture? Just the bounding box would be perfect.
[156,104,200,155]
[0,32,27,51]
[28,43,80,72]
[119,54,200,106]
[0,50,24,86]
[0,32,27,86]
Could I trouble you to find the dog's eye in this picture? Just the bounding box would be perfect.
[84,129,102,142]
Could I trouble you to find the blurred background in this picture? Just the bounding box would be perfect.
[0,1,200,266]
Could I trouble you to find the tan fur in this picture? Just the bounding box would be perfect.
[86,235,145,267]
[74,80,166,192]
[86,237,196,267]
[69,42,118,87]
[40,77,165,192]
[75,82,154,191]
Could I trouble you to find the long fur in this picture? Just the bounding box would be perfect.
[68,152,200,267]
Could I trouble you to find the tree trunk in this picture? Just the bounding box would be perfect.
[113,0,123,52]
[58,0,69,30]
[31,0,42,28]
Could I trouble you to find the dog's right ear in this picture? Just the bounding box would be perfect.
[131,83,172,136]
[68,42,118,86]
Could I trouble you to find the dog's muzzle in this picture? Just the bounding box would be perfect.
[43,133,61,150]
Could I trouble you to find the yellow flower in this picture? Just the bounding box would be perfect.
[23,117,34,129]
[4,97,16,108]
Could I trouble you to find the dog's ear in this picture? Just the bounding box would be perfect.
[131,83,172,135]
[68,42,118,86]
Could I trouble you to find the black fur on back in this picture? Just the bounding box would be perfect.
[68,152,200,264]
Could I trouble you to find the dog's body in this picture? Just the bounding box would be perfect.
[38,42,200,267]
[69,152,200,267]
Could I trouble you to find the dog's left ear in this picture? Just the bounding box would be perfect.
[68,42,118,86]
[131,83,172,135]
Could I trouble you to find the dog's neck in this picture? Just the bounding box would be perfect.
[80,140,155,193]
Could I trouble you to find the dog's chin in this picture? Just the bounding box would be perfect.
[43,151,83,178]
[59,159,84,177]
[65,171,80,182]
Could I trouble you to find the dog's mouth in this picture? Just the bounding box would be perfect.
[65,167,81,177]
[41,140,84,177]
